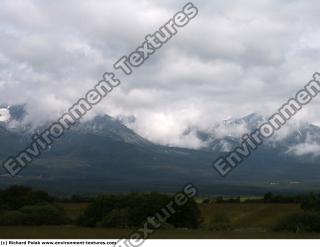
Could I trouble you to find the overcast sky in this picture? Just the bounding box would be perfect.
[1,0,320,147]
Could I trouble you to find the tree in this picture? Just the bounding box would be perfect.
[301,193,320,212]
[77,193,201,228]
[98,209,131,228]
[0,186,53,210]
[264,192,273,203]
[275,212,320,232]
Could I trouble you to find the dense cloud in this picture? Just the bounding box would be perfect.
[1,0,320,147]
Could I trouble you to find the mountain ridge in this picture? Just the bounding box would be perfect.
[1,105,320,195]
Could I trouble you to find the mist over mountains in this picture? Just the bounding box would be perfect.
[1,105,320,195]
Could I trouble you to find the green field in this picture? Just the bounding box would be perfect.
[0,202,319,239]
[200,203,301,230]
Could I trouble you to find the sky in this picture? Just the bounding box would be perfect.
[1,0,320,148]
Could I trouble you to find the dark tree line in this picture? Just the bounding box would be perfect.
[0,186,69,225]
[77,193,201,229]
[0,186,202,229]
[275,193,320,232]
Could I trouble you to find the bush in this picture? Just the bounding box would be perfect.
[77,193,169,227]
[158,222,175,230]
[0,211,25,226]
[301,193,320,212]
[263,192,306,203]
[214,196,240,203]
[77,193,201,229]
[0,186,54,210]
[202,198,210,204]
[97,209,131,228]
[208,212,233,231]
[77,214,96,227]
[169,199,201,229]
[0,205,69,226]
[20,205,69,225]
[274,212,320,232]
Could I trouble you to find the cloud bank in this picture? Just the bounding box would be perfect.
[1,0,320,147]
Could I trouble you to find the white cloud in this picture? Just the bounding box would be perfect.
[288,142,320,156]
[0,108,10,122]
[1,0,320,146]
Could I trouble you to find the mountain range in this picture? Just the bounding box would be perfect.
[0,105,320,195]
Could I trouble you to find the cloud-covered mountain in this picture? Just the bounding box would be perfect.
[1,105,320,195]
[194,113,320,157]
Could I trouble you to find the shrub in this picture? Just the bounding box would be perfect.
[97,209,131,228]
[214,196,240,203]
[77,214,97,227]
[301,193,320,212]
[0,205,69,226]
[274,212,320,232]
[77,193,201,229]
[158,222,175,230]
[78,193,171,227]
[169,199,201,229]
[0,211,25,226]
[20,204,69,225]
[208,212,233,231]
[263,192,307,203]
[0,186,54,210]
[202,198,210,204]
